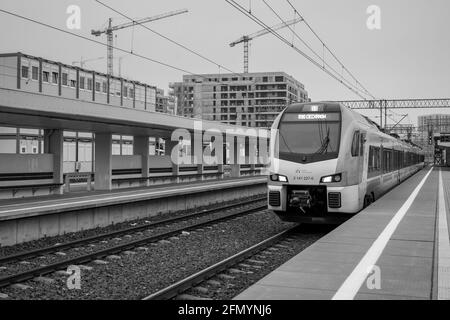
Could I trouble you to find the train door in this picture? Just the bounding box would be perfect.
[358,132,367,203]
[395,150,401,184]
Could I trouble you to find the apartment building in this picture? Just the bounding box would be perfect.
[156,88,176,115]
[169,72,309,128]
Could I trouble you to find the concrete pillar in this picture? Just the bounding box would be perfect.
[165,139,180,182]
[94,133,112,190]
[191,134,203,180]
[44,129,64,194]
[134,136,150,187]
[246,137,257,175]
[229,136,241,178]
[217,142,226,179]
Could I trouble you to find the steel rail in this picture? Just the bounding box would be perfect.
[143,226,298,300]
[0,201,267,288]
[0,196,266,265]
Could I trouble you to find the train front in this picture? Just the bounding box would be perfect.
[268,102,352,224]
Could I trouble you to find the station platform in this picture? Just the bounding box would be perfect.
[236,166,450,300]
[0,176,266,221]
[0,176,267,246]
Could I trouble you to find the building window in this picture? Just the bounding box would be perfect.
[123,87,128,98]
[102,81,107,93]
[275,76,284,82]
[129,88,134,99]
[79,76,85,89]
[62,73,68,86]
[87,78,93,90]
[70,80,76,88]
[52,72,58,84]
[95,82,101,92]
[42,71,49,83]
[21,66,29,78]
[32,66,39,80]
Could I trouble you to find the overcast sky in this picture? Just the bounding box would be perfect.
[0,0,449,125]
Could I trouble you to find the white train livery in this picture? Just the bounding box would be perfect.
[268,102,425,223]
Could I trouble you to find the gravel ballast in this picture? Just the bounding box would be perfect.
[1,210,304,300]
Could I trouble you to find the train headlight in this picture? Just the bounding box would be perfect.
[270,174,288,183]
[320,173,342,183]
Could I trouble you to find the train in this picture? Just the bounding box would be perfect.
[268,102,425,224]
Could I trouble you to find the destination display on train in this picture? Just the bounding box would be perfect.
[282,113,340,122]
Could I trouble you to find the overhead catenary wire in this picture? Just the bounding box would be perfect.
[261,0,374,100]
[285,0,375,99]
[225,0,368,100]
[0,8,239,88]
[94,0,241,78]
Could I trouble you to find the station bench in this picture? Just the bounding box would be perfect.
[0,172,63,199]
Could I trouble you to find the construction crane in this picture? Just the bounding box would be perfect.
[72,56,105,69]
[230,17,303,73]
[91,9,188,76]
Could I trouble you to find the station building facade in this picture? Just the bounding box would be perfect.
[0,52,160,172]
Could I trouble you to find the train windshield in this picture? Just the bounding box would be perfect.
[278,112,341,163]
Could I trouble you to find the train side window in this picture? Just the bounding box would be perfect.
[369,146,374,171]
[359,133,365,156]
[383,149,392,173]
[351,131,360,157]
[375,147,380,170]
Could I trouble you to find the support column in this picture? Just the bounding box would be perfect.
[191,134,203,181]
[165,139,180,183]
[134,136,150,187]
[94,133,112,191]
[217,142,226,179]
[44,129,64,194]
[246,137,257,176]
[17,52,21,90]
[229,136,241,178]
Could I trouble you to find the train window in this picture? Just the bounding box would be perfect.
[351,131,360,157]
[383,149,392,173]
[399,152,404,168]
[359,133,365,156]
[374,147,380,170]
[368,147,374,171]
[368,146,380,174]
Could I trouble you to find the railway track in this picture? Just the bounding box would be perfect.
[0,197,267,289]
[143,225,301,300]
